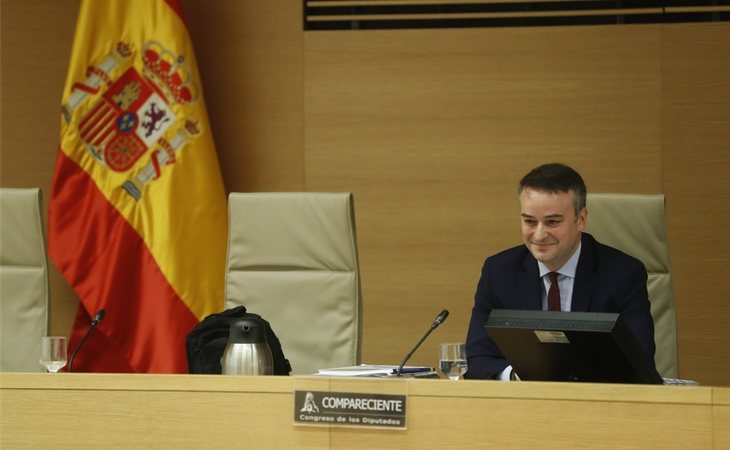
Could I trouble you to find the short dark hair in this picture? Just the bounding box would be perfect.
[518,163,586,215]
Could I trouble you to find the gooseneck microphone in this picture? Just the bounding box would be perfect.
[68,309,105,373]
[395,309,449,376]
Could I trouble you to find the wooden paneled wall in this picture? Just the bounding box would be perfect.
[1,0,728,385]
[661,24,730,384]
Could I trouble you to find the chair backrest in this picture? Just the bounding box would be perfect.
[585,193,678,378]
[225,192,362,375]
[0,187,50,372]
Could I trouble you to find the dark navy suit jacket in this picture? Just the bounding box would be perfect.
[464,232,656,380]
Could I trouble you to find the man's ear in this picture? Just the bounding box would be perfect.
[577,207,588,229]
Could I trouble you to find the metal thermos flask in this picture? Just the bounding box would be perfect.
[221,316,274,375]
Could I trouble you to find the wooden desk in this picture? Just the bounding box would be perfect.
[1,373,727,449]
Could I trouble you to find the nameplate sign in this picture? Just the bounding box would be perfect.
[293,390,407,429]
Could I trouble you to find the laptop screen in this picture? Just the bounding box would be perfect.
[485,309,662,384]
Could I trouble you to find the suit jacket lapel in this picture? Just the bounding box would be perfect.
[519,249,542,309]
[572,233,597,312]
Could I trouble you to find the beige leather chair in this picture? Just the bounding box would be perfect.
[0,187,50,372]
[225,192,362,375]
[585,193,678,378]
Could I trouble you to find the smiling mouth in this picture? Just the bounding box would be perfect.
[531,242,556,247]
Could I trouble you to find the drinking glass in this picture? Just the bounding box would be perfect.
[39,336,67,373]
[439,342,467,380]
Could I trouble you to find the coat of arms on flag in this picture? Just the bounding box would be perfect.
[62,41,201,201]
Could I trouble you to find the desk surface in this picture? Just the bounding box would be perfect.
[2,372,728,449]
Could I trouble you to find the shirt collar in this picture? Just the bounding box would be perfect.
[538,240,582,278]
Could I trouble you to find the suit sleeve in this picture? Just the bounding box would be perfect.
[464,258,510,379]
[617,258,656,362]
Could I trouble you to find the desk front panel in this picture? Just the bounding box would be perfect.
[1,373,723,449]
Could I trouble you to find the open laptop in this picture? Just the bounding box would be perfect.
[485,309,663,384]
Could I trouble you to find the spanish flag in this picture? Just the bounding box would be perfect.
[48,0,227,372]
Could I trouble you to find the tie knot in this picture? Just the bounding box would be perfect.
[548,272,559,284]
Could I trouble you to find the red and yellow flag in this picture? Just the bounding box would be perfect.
[49,0,227,372]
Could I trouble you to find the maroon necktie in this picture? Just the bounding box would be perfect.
[548,272,561,311]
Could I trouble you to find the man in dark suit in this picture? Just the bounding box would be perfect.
[464,163,655,380]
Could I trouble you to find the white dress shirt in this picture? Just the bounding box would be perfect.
[537,241,582,312]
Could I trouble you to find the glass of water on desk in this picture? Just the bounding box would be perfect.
[39,336,67,373]
[439,342,467,380]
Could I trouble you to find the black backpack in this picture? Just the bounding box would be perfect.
[185,305,292,375]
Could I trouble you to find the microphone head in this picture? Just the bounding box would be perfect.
[434,309,449,326]
[93,309,106,323]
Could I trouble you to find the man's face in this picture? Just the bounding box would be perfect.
[519,187,586,272]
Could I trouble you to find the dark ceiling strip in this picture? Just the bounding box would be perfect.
[307,1,667,15]
[303,0,730,29]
